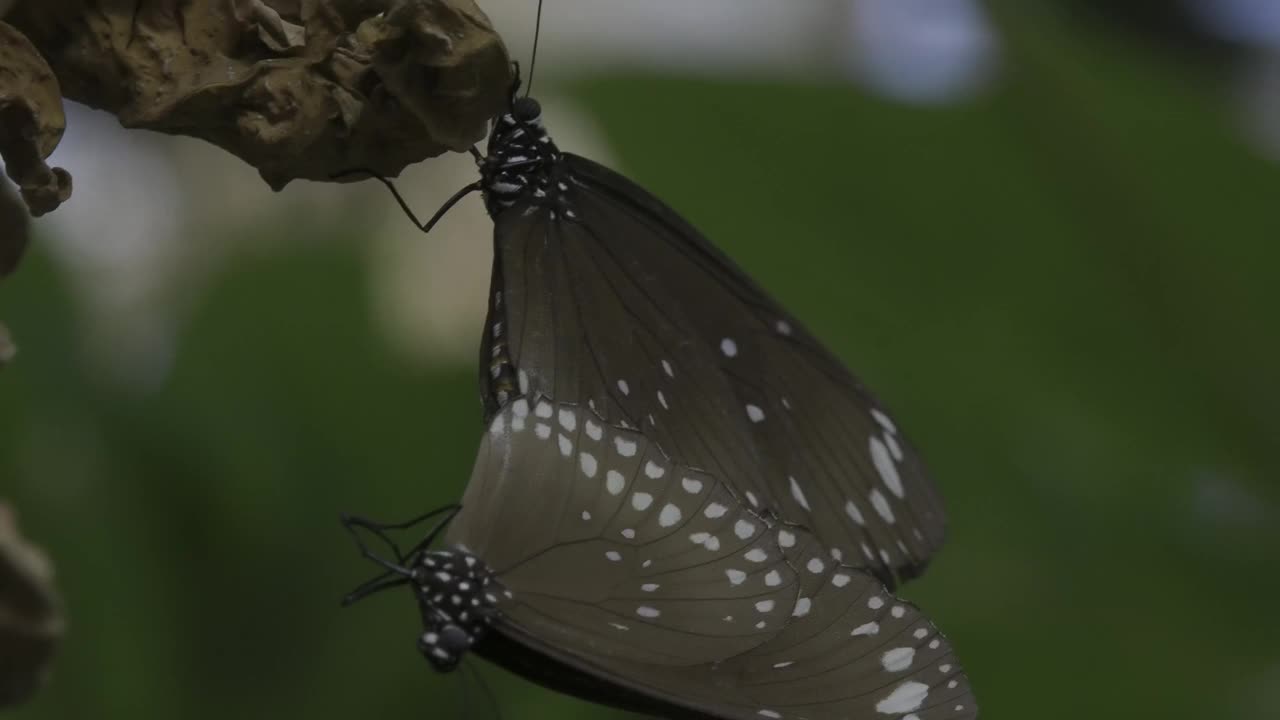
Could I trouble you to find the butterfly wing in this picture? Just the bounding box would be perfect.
[449,400,977,720]
[486,156,944,586]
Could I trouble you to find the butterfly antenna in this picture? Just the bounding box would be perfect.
[524,0,545,97]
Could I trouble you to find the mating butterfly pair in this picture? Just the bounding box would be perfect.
[342,93,978,720]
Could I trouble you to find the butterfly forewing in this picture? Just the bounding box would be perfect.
[484,154,945,585]
[448,398,976,720]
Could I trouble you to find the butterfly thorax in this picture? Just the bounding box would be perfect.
[412,548,502,672]
[480,97,576,220]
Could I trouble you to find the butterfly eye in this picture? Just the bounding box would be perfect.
[512,97,542,122]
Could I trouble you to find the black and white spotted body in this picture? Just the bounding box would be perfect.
[479,98,579,221]
[412,548,502,672]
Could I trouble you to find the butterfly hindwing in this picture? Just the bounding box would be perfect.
[448,399,977,720]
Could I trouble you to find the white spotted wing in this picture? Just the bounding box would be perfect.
[448,399,976,720]
[487,155,945,585]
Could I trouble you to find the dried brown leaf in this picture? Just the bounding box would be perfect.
[0,20,72,218]
[8,0,512,190]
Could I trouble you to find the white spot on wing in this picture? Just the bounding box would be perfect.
[585,420,603,441]
[852,621,879,636]
[658,504,682,527]
[764,570,782,587]
[806,557,825,574]
[606,470,625,495]
[558,408,577,432]
[579,452,598,478]
[726,569,747,585]
[754,599,775,613]
[885,432,904,461]
[644,461,665,479]
[875,681,928,715]
[870,488,895,523]
[734,520,755,539]
[558,434,573,457]
[661,359,674,377]
[746,404,765,422]
[870,436,905,498]
[789,476,811,510]
[605,550,621,562]
[512,398,529,418]
[745,548,767,563]
[631,492,654,511]
[792,597,812,617]
[617,379,630,395]
[845,499,865,526]
[614,436,637,457]
[720,338,738,357]
[871,408,897,435]
[636,606,660,618]
[704,502,728,518]
[881,647,915,672]
[682,477,703,494]
[777,529,795,548]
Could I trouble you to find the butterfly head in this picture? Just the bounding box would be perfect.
[411,548,502,672]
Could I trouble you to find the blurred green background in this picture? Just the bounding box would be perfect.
[4,2,1280,719]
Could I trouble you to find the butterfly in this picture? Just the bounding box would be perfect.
[343,395,977,719]
[344,60,975,720]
